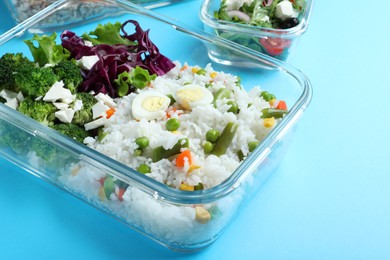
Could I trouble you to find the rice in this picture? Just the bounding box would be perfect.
[6,0,120,28]
[57,61,282,246]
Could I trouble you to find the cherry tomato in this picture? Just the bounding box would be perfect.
[259,37,292,56]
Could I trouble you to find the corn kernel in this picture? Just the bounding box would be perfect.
[191,67,199,74]
[269,98,277,107]
[263,117,275,128]
[195,206,211,224]
[179,183,194,191]
[71,166,80,176]
[210,72,217,79]
[98,186,106,201]
[188,165,201,173]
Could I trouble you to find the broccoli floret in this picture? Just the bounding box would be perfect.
[0,53,36,92]
[71,92,97,126]
[52,59,83,93]
[51,123,91,143]
[18,97,57,126]
[0,122,31,154]
[14,65,59,98]
[30,138,59,163]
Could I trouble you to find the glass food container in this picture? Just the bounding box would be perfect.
[200,0,314,63]
[0,0,312,252]
[4,0,189,31]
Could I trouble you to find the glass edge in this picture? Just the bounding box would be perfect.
[0,0,313,205]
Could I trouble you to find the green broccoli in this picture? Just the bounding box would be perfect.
[0,53,36,92]
[52,59,83,93]
[14,65,59,98]
[29,136,75,168]
[18,97,57,126]
[0,122,31,155]
[71,92,97,126]
[51,123,91,143]
[30,137,59,163]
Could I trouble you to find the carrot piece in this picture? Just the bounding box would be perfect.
[276,100,287,110]
[180,64,188,71]
[106,107,116,118]
[118,188,126,201]
[98,177,105,186]
[176,150,192,167]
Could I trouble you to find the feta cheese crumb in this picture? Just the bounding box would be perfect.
[73,99,83,112]
[76,55,99,70]
[53,102,69,110]
[5,98,18,110]
[43,81,73,103]
[84,117,107,131]
[92,101,109,119]
[55,108,75,123]
[95,93,117,108]
[275,0,298,20]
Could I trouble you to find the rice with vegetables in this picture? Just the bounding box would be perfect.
[0,19,288,246]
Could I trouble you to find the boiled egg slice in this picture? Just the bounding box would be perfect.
[174,84,213,110]
[132,90,170,121]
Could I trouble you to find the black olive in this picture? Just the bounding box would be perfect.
[279,18,300,29]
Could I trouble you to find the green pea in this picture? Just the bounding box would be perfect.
[260,91,276,102]
[206,129,220,143]
[194,183,204,190]
[135,136,149,149]
[137,164,151,174]
[203,141,214,154]
[166,118,180,131]
[227,101,238,114]
[248,141,259,152]
[134,149,143,157]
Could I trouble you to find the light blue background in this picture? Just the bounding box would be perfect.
[1,0,390,259]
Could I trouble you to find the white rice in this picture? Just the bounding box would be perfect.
[57,61,281,246]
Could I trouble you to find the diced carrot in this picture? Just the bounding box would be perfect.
[276,100,287,110]
[118,188,126,201]
[98,177,105,186]
[106,107,116,118]
[176,149,192,167]
[180,64,188,71]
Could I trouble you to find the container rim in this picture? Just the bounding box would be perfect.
[0,0,312,204]
[199,0,314,38]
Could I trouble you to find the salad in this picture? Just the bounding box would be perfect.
[214,0,306,29]
[208,0,306,58]
[0,20,289,233]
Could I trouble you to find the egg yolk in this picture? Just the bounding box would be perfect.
[176,88,204,109]
[142,96,168,112]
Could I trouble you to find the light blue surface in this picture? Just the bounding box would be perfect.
[1,0,390,259]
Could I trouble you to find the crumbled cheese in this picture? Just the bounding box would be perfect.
[84,117,107,131]
[92,101,109,119]
[275,0,298,20]
[55,108,75,123]
[5,98,18,110]
[73,99,83,112]
[0,89,18,102]
[76,55,99,70]
[43,81,73,103]
[53,102,69,110]
[95,93,117,108]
